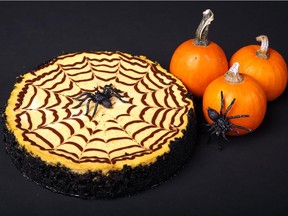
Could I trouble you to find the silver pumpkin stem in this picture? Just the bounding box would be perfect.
[256,35,270,59]
[194,9,214,46]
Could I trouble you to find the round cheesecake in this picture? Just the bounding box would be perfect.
[2,51,197,198]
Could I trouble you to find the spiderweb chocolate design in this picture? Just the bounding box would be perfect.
[8,51,192,172]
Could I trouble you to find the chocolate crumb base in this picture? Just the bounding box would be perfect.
[1,108,197,199]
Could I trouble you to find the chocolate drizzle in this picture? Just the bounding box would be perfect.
[6,51,193,169]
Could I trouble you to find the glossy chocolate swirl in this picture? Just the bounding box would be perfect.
[6,51,194,173]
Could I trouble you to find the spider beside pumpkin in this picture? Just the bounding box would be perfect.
[168,8,287,149]
[202,62,267,149]
[205,91,251,150]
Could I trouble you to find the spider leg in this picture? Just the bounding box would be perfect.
[203,122,216,133]
[205,125,217,145]
[223,98,236,117]
[209,127,218,135]
[112,91,124,98]
[229,123,252,132]
[216,131,231,150]
[72,95,90,108]
[95,87,100,93]
[112,92,130,103]
[227,127,241,134]
[227,114,249,120]
[206,122,216,133]
[73,92,90,100]
[220,91,225,116]
[85,99,92,115]
[209,127,224,141]
[113,92,123,99]
[221,131,230,142]
[217,137,225,151]
[205,122,229,150]
[91,102,99,118]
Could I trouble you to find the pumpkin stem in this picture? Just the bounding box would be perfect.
[256,35,270,59]
[224,62,244,83]
[194,9,214,46]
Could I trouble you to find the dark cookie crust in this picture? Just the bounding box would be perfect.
[1,108,197,199]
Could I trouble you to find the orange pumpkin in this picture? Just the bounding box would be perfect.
[230,35,288,101]
[170,9,228,98]
[203,62,267,136]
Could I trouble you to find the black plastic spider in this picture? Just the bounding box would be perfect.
[206,91,251,150]
[73,84,129,117]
